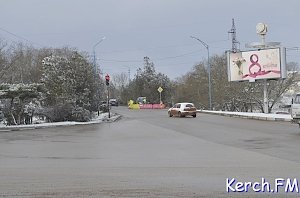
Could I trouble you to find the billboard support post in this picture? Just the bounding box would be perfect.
[259,25,269,114]
[263,80,268,113]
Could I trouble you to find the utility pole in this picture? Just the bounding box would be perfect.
[126,67,130,84]
[123,66,131,84]
[228,18,240,53]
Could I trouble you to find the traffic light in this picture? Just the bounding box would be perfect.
[105,74,110,86]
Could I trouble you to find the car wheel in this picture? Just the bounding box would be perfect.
[192,114,196,118]
[178,112,183,117]
[168,111,173,117]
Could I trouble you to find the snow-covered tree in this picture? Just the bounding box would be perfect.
[67,51,96,109]
[41,51,96,108]
[41,51,98,121]
[0,83,43,125]
[41,55,69,105]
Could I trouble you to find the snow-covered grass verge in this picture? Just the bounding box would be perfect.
[0,112,120,131]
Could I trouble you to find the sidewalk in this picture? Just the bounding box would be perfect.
[198,110,292,122]
[0,113,121,132]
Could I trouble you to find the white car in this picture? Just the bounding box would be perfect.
[168,102,197,118]
[109,98,119,106]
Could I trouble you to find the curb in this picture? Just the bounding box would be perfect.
[0,124,67,132]
[0,114,122,132]
[197,110,292,122]
[102,114,122,123]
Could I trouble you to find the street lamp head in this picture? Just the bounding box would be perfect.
[190,36,209,49]
[93,36,106,49]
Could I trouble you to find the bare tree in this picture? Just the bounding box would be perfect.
[112,72,128,89]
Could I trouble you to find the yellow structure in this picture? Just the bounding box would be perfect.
[127,99,166,109]
[128,100,140,109]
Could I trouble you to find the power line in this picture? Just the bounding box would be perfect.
[97,43,199,55]
[0,27,43,47]
[98,49,204,63]
[286,47,300,51]
[155,50,203,61]
[98,58,141,63]
[96,38,229,55]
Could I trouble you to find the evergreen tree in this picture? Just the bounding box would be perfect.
[122,57,172,104]
[41,51,97,110]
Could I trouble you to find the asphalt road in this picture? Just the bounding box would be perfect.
[1,106,300,197]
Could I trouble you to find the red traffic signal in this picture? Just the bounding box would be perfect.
[105,74,110,86]
[105,74,110,81]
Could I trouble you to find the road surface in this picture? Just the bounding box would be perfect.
[1,106,300,197]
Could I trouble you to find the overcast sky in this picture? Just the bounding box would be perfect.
[1,0,300,79]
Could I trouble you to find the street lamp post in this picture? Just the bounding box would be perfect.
[191,36,212,110]
[92,36,105,116]
[93,36,106,74]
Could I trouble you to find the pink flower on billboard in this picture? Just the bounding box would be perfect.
[242,54,280,79]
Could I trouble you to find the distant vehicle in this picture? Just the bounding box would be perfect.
[0,104,3,122]
[99,101,110,112]
[136,97,146,104]
[291,93,300,126]
[109,99,118,106]
[0,111,3,122]
[168,102,197,118]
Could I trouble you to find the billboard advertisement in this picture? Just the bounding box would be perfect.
[227,48,286,82]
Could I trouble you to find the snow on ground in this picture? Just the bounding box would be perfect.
[0,112,112,129]
[0,110,292,130]
[200,110,292,120]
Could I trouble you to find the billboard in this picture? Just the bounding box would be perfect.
[227,48,286,82]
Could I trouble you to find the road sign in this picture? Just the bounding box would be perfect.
[157,87,163,93]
